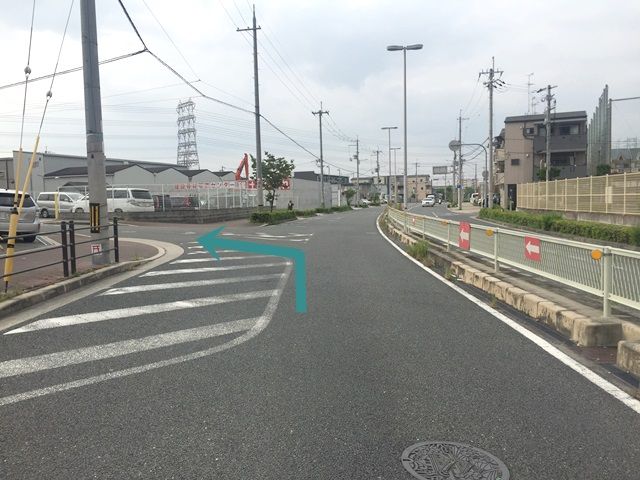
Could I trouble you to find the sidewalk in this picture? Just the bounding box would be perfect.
[0,237,157,297]
[446,202,481,215]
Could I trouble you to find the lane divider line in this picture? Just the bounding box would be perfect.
[141,261,290,277]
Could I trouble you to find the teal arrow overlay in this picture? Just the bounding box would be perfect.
[198,227,307,313]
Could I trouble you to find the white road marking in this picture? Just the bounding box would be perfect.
[5,290,277,334]
[187,251,211,255]
[184,231,197,235]
[141,262,289,277]
[0,266,292,407]
[187,245,203,249]
[100,274,282,295]
[170,255,269,264]
[376,214,640,415]
[0,317,257,379]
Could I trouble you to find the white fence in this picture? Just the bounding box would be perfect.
[386,207,640,316]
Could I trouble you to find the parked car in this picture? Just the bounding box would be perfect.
[470,192,481,206]
[421,195,436,207]
[36,191,85,218]
[0,189,40,242]
[360,199,371,206]
[72,188,155,213]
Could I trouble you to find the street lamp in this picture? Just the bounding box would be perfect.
[387,43,422,209]
[381,126,397,202]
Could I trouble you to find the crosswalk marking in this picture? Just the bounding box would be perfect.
[5,290,278,334]
[141,262,289,277]
[170,255,269,265]
[0,318,258,380]
[100,274,282,296]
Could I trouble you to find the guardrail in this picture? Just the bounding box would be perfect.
[0,218,119,284]
[386,207,640,317]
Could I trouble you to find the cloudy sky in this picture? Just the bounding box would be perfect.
[0,0,638,182]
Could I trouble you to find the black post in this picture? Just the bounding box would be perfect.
[68,220,77,275]
[113,217,119,263]
[60,221,69,277]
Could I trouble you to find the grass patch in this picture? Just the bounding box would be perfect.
[294,209,317,217]
[407,240,430,262]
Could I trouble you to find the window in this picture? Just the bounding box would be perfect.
[558,124,579,135]
[131,190,152,199]
[524,127,535,135]
[112,189,128,199]
[511,158,520,166]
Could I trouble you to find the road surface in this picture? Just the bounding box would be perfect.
[1,208,639,479]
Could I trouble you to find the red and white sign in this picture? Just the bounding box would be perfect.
[524,236,541,261]
[281,178,291,190]
[458,222,471,250]
[90,244,102,254]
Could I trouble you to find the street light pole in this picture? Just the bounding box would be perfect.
[381,126,397,201]
[387,43,422,210]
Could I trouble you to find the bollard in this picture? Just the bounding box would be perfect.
[60,221,69,277]
[113,217,120,263]
[68,221,77,275]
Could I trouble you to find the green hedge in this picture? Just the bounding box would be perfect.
[315,207,333,214]
[294,209,317,217]
[331,205,352,212]
[479,208,640,246]
[250,210,297,224]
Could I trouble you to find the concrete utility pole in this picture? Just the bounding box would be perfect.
[537,84,557,182]
[457,110,469,210]
[373,149,382,191]
[80,0,109,265]
[480,57,503,205]
[526,73,534,115]
[350,137,360,204]
[391,146,401,203]
[237,5,263,208]
[381,126,397,200]
[312,102,329,207]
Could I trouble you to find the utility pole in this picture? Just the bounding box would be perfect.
[391,146,401,204]
[350,137,360,204]
[457,109,469,210]
[80,0,109,265]
[381,126,397,201]
[537,84,557,182]
[526,73,534,114]
[480,57,503,206]
[312,102,329,207]
[474,163,478,191]
[237,5,263,208]
[373,149,382,192]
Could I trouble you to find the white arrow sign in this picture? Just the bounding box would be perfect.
[459,230,470,241]
[525,241,540,255]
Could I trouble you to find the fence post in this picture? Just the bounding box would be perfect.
[113,217,120,263]
[554,179,558,210]
[493,228,500,273]
[589,176,593,213]
[404,211,408,233]
[446,221,451,252]
[564,178,568,211]
[605,174,609,214]
[161,184,165,212]
[60,221,69,277]
[602,246,612,318]
[68,221,77,275]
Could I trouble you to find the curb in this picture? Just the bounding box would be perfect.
[0,241,166,320]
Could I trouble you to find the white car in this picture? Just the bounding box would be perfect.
[421,195,436,207]
[72,188,155,213]
[360,199,371,206]
[0,190,40,242]
[36,191,85,218]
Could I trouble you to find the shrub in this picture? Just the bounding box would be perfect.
[294,209,317,217]
[407,240,430,262]
[315,207,333,214]
[330,205,352,212]
[250,209,296,224]
[631,226,640,246]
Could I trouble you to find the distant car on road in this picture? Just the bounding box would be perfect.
[421,195,436,207]
[0,189,40,242]
[36,191,84,218]
[360,199,371,206]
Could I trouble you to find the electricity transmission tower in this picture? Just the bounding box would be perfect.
[176,99,200,169]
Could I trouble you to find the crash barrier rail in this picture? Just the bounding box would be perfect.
[517,172,640,215]
[0,218,119,283]
[386,207,640,317]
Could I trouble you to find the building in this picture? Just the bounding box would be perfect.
[354,174,432,202]
[495,111,587,208]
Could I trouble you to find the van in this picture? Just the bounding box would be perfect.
[72,188,155,213]
[0,190,40,242]
[36,191,85,218]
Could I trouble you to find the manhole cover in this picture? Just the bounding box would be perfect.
[401,441,510,480]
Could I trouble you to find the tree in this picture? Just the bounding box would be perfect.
[251,152,294,211]
[344,188,356,206]
[536,167,561,181]
[596,164,611,176]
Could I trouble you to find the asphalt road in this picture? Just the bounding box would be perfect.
[1,208,640,479]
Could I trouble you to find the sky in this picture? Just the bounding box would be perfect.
[0,0,638,184]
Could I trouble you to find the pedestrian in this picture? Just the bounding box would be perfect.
[287,200,294,211]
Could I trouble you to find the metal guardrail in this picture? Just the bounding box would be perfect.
[386,207,640,316]
[0,218,119,283]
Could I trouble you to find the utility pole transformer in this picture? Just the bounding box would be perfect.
[480,57,503,205]
[80,0,109,265]
[312,102,329,208]
[237,5,263,207]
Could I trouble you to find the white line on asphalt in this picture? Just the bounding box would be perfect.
[0,266,292,407]
[376,214,640,415]
[0,317,257,379]
[187,245,203,249]
[100,274,282,295]
[5,290,278,334]
[140,262,289,277]
[187,251,211,255]
[170,255,269,264]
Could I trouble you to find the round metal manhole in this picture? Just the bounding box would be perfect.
[401,441,510,480]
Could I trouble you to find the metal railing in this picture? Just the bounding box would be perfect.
[517,172,640,215]
[0,218,119,283]
[386,207,640,316]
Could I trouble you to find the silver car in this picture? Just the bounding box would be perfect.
[0,190,41,243]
